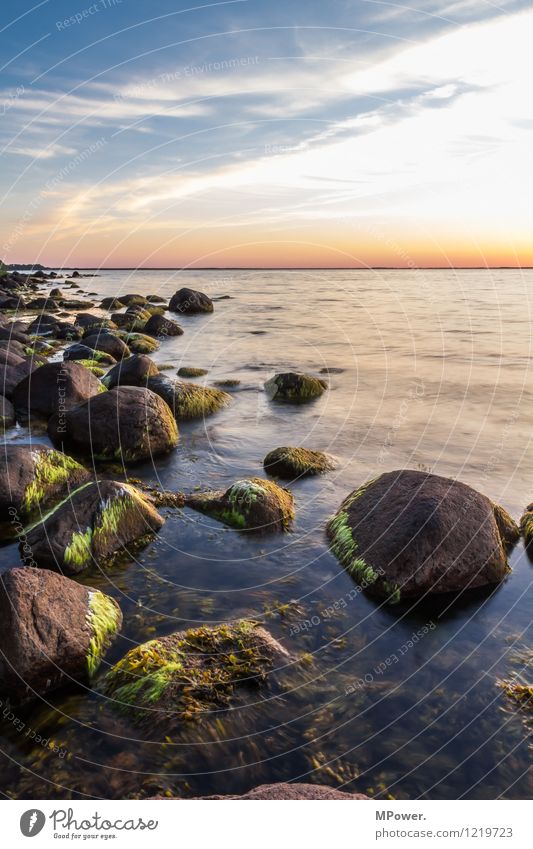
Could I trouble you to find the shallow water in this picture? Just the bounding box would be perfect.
[1,268,532,799]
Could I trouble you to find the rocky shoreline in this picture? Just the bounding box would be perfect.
[0,265,531,799]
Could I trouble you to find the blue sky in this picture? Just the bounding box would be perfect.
[1,0,532,267]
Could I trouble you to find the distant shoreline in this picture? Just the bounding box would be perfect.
[8,266,533,272]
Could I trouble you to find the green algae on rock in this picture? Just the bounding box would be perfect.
[146,375,230,420]
[186,476,294,533]
[265,372,328,403]
[0,567,122,701]
[327,470,518,604]
[104,620,287,724]
[119,332,159,354]
[22,480,165,575]
[0,443,91,534]
[86,590,123,677]
[177,366,208,378]
[520,503,533,545]
[75,359,106,377]
[264,446,335,479]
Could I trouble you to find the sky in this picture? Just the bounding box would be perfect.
[0,0,532,268]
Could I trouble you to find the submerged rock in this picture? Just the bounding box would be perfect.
[0,567,121,700]
[169,287,213,314]
[0,443,90,531]
[146,375,229,420]
[13,361,104,422]
[265,372,327,403]
[119,294,148,306]
[264,446,335,479]
[48,386,178,462]
[327,470,519,603]
[144,314,183,338]
[23,480,164,575]
[104,620,287,724]
[186,477,294,532]
[103,355,159,389]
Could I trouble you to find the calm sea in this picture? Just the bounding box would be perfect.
[1,268,532,799]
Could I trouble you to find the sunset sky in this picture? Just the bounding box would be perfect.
[1,0,532,268]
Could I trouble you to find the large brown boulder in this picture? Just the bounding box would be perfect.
[0,443,90,533]
[327,470,519,603]
[169,287,213,314]
[63,343,116,365]
[0,567,122,701]
[22,480,164,575]
[103,355,159,389]
[12,360,103,421]
[265,372,327,403]
[48,386,178,462]
[0,361,35,399]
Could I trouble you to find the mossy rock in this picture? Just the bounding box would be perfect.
[0,567,122,700]
[23,480,164,575]
[64,343,116,365]
[520,503,533,545]
[0,443,90,534]
[146,375,230,420]
[144,314,183,338]
[103,354,159,389]
[213,378,241,388]
[186,477,294,533]
[104,620,287,725]
[499,681,533,712]
[83,332,131,361]
[76,359,106,377]
[119,294,148,306]
[264,446,335,479]
[100,297,125,310]
[177,366,208,378]
[120,332,159,354]
[265,372,327,403]
[327,470,519,604]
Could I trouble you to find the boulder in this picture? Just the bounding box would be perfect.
[265,372,327,403]
[26,314,59,335]
[48,386,178,462]
[0,567,121,700]
[0,395,15,429]
[168,287,213,314]
[12,361,103,421]
[327,470,519,603]
[100,297,125,310]
[76,314,117,333]
[520,503,533,545]
[83,332,130,361]
[199,783,369,800]
[186,477,294,533]
[144,314,183,338]
[177,366,207,377]
[25,297,59,312]
[0,443,90,531]
[146,375,229,420]
[119,332,159,354]
[104,620,287,724]
[103,355,159,389]
[22,480,164,575]
[63,343,116,365]
[146,295,166,304]
[264,446,335,479]
[119,294,148,306]
[55,323,83,341]
[0,361,35,399]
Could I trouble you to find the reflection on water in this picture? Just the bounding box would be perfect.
[1,269,532,799]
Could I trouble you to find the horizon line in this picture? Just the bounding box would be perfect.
[11,265,533,271]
